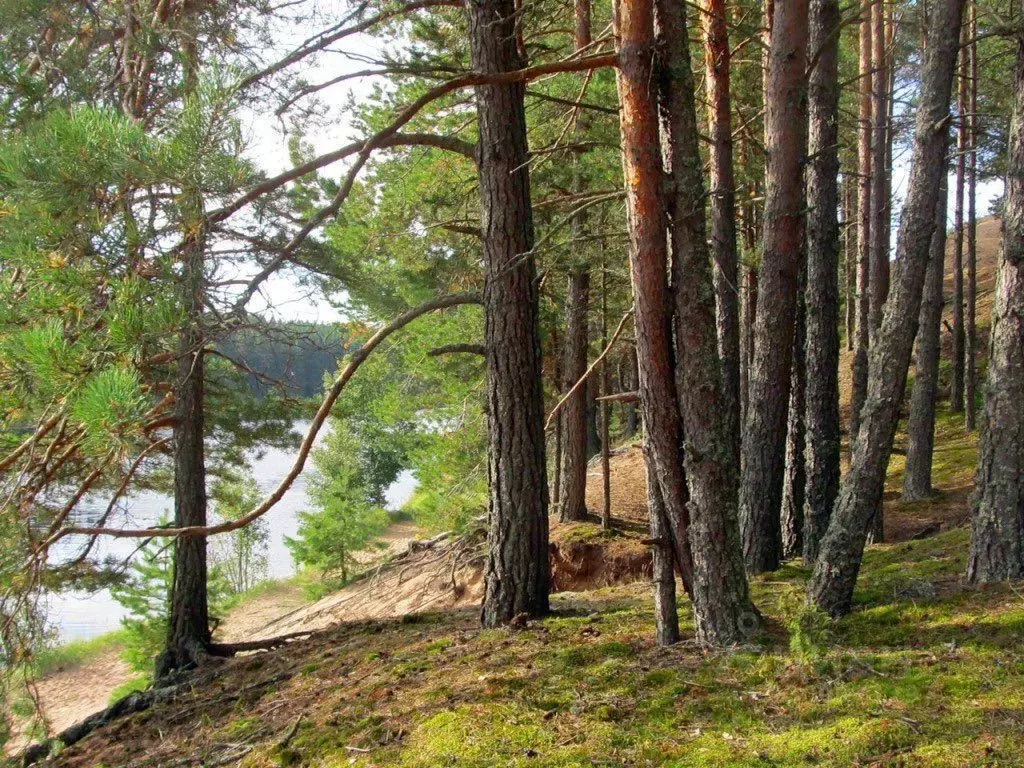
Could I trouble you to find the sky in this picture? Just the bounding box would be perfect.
[232,7,384,324]
[238,5,1004,324]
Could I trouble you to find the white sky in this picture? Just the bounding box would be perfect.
[236,8,1004,323]
[232,10,385,324]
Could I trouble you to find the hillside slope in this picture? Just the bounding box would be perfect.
[11,217,1009,766]
[27,528,1024,768]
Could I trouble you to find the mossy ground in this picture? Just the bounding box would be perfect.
[40,525,1024,768]
[26,340,1015,768]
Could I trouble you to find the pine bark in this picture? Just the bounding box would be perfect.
[781,264,806,560]
[868,0,890,335]
[850,0,873,444]
[903,174,949,501]
[701,0,741,468]
[808,0,964,616]
[158,224,211,679]
[966,14,1024,583]
[964,1,977,429]
[614,0,696,596]
[951,26,967,412]
[471,0,550,627]
[739,0,809,574]
[559,270,590,521]
[802,0,842,565]
[656,0,759,645]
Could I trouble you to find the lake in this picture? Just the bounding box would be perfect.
[45,422,416,643]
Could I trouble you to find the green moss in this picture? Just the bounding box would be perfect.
[44,507,1024,768]
[554,522,620,545]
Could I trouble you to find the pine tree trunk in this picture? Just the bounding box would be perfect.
[740,262,757,427]
[656,0,759,646]
[158,28,209,679]
[559,270,590,521]
[471,0,550,627]
[802,0,842,566]
[739,0,808,575]
[622,348,639,437]
[599,241,612,528]
[781,263,806,560]
[903,174,949,501]
[850,0,873,444]
[844,179,856,353]
[551,330,563,514]
[951,26,967,413]
[964,1,978,429]
[614,0,696,594]
[808,0,964,616]
[643,428,680,645]
[700,0,741,469]
[586,376,601,458]
[868,0,889,335]
[159,227,211,679]
[559,0,593,521]
[966,14,1024,583]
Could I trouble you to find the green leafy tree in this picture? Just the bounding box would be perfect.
[210,476,270,594]
[287,425,389,591]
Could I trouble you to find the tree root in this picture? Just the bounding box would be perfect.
[16,633,308,767]
[17,676,191,767]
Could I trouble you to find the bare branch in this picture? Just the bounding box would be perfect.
[427,343,486,356]
[236,0,462,91]
[44,293,483,544]
[545,307,633,430]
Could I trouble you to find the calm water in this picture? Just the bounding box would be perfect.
[46,423,415,642]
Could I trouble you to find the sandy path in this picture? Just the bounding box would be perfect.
[8,522,423,750]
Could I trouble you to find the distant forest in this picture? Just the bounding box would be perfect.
[218,323,348,399]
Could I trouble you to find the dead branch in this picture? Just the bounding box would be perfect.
[545,307,633,430]
[427,343,486,357]
[596,391,639,403]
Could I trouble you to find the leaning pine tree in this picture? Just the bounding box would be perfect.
[655,0,760,645]
[808,0,966,616]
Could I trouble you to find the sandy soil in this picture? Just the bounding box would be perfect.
[21,652,132,743]
[7,521,425,750]
[216,521,421,643]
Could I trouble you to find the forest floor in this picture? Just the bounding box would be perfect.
[10,217,1015,766]
[23,522,1024,768]
[12,399,1007,768]
[5,522,426,748]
